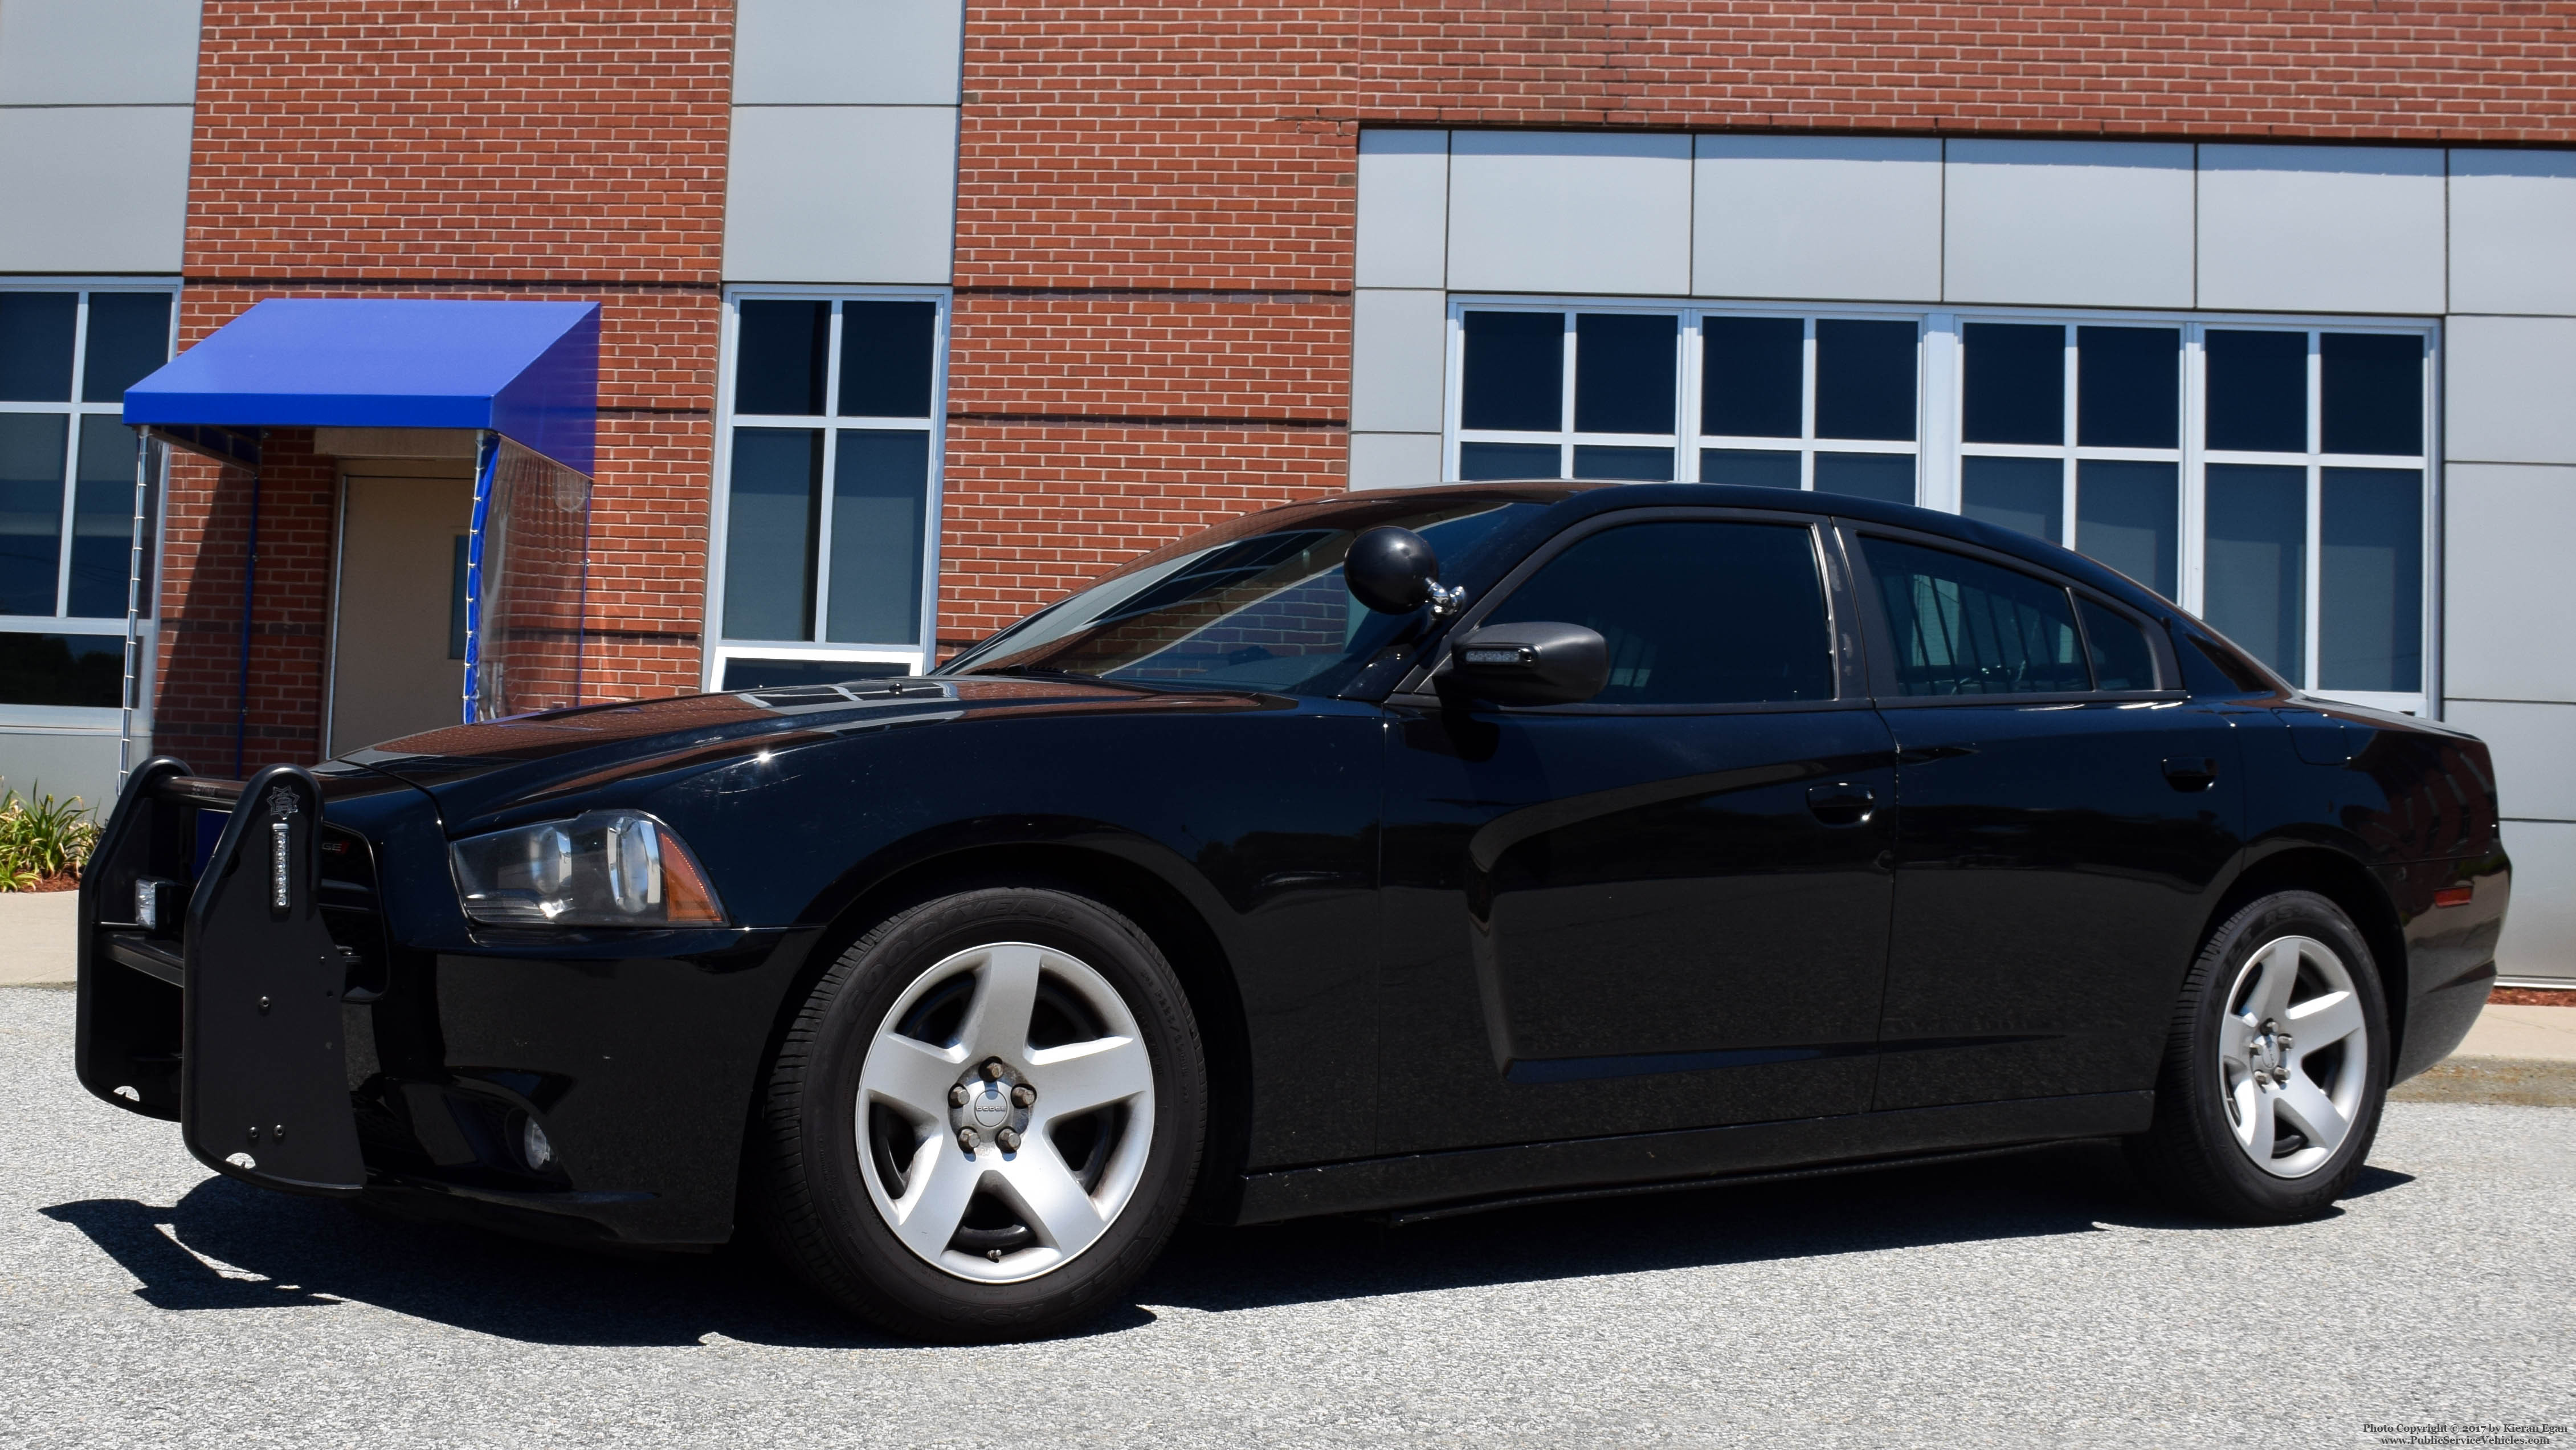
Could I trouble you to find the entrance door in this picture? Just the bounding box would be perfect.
[328,473,472,755]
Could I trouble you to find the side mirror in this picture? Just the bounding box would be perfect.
[1346,526,1443,614]
[1443,622,1610,706]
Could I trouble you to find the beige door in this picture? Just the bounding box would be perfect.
[329,473,473,755]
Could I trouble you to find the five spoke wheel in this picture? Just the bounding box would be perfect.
[2217,934,2370,1179]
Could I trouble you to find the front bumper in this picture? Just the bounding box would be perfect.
[77,759,810,1247]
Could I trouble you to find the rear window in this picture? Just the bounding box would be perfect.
[1861,536,2089,695]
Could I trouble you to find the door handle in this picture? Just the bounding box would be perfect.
[2161,756,2219,792]
[1805,782,1876,825]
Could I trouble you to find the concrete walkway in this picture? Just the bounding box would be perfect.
[0,891,76,987]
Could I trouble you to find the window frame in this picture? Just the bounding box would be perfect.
[704,284,951,690]
[1439,296,2439,717]
[0,278,179,731]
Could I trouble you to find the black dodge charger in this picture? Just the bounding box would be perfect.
[76,482,2510,1341]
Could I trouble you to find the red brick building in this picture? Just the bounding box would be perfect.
[3,0,2573,980]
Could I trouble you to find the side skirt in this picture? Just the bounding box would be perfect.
[1231,1090,2155,1225]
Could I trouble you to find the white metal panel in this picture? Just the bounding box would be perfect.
[2442,462,2576,703]
[2445,315,2576,466]
[722,106,958,284]
[0,105,191,271]
[2496,820,2576,985]
[1447,132,1691,296]
[0,728,121,813]
[1942,140,2195,308]
[1350,288,1447,434]
[0,0,201,105]
[2450,149,2576,318]
[1348,431,1443,492]
[1693,135,1941,303]
[730,0,962,105]
[2198,145,2446,315]
[1355,130,1447,290]
[2446,700,2576,821]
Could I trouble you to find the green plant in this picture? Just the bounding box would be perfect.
[0,780,100,890]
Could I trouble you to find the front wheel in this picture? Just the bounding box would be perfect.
[2127,890,2389,1223]
[753,887,1206,1341]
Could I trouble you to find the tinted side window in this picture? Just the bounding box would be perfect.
[1481,520,1835,706]
[1860,537,2091,695]
[2076,598,2159,691]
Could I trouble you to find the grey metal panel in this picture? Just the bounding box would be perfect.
[1348,432,1443,492]
[722,105,957,284]
[0,0,201,105]
[2446,700,2576,821]
[0,104,191,272]
[2442,462,2576,703]
[731,0,962,105]
[1447,131,1692,296]
[2450,149,2576,318]
[1350,288,1446,435]
[1355,130,1446,290]
[2198,144,2446,315]
[1693,135,1941,303]
[0,730,121,813]
[1942,140,2194,308]
[2495,820,2576,984]
[2445,316,2576,466]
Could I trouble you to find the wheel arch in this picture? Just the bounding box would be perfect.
[2199,842,2411,1062]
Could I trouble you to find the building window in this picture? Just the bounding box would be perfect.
[1444,299,2436,714]
[710,290,947,690]
[0,286,174,718]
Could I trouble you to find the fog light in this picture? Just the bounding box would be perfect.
[520,1117,554,1172]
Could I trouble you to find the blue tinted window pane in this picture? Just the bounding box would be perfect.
[1485,521,1835,704]
[722,428,822,641]
[721,657,907,690]
[1813,451,1914,504]
[839,301,937,418]
[450,535,470,659]
[2076,326,2179,449]
[1459,441,1558,480]
[0,631,123,707]
[1571,445,1671,481]
[0,413,67,615]
[1860,536,2089,695]
[1814,320,1915,441]
[1962,323,2063,445]
[1700,448,1801,490]
[67,420,145,618]
[2075,459,2178,600]
[2203,463,2306,682]
[81,292,172,404]
[1461,311,1563,431]
[2206,330,2308,453]
[2077,599,2160,692]
[1700,315,1803,438]
[1961,454,2063,545]
[2320,467,2422,693]
[0,293,76,402]
[1573,313,1676,434]
[826,430,930,645]
[734,300,830,416]
[2320,333,2423,457]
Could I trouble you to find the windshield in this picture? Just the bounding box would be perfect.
[939,494,1554,695]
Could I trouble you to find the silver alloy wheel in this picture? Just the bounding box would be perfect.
[2218,934,2371,1179]
[856,942,1156,1284]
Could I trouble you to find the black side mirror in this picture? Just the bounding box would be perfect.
[1443,622,1610,706]
[1346,526,1443,614]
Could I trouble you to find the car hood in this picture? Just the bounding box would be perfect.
[338,677,1280,828]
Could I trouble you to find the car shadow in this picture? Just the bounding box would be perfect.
[36,1143,2416,1350]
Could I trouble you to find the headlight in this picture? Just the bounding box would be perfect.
[450,810,725,927]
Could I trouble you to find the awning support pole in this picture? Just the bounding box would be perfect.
[116,430,150,797]
[236,469,260,778]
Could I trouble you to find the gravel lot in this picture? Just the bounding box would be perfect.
[4,985,2570,1449]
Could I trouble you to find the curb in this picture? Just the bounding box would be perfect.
[2390,1056,2576,1109]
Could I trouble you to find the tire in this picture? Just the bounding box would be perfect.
[2126,889,2390,1223]
[753,886,1207,1342]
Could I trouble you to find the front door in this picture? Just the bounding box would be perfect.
[328,473,473,755]
[1377,511,1898,1155]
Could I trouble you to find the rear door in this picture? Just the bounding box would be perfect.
[1847,527,2244,1110]
[1376,507,1898,1154]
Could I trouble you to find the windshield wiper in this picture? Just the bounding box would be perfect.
[964,663,1102,681]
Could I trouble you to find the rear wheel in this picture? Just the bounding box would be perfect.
[2127,890,2389,1223]
[754,887,1206,1341]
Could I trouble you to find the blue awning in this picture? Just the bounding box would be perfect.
[123,299,601,476]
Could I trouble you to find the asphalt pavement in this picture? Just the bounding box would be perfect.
[4,984,2571,1449]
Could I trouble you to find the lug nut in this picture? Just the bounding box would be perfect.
[949,1084,969,1107]
[957,1127,980,1152]
[982,1061,1005,1080]
[1011,1085,1035,1109]
[996,1128,1021,1152]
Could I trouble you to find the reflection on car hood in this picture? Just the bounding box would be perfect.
[339,677,1277,824]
